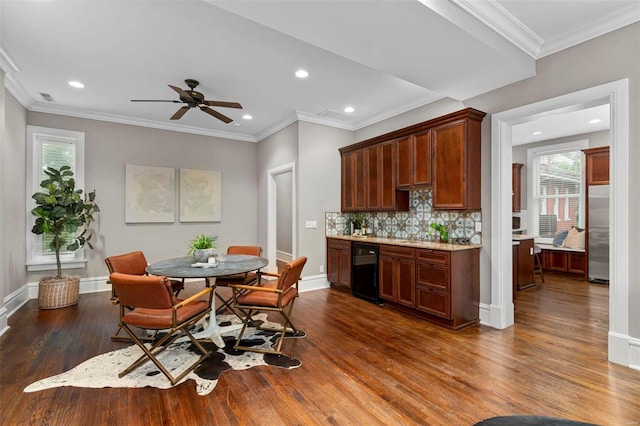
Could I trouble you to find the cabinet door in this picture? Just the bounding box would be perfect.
[416,263,450,292]
[366,145,380,209]
[327,247,341,285]
[354,149,367,211]
[395,137,412,188]
[396,258,415,307]
[431,120,467,209]
[413,132,431,186]
[567,252,586,275]
[584,147,609,185]
[341,152,355,212]
[379,256,395,301]
[416,287,451,319]
[546,251,568,272]
[338,248,352,288]
[512,163,523,212]
[379,141,397,210]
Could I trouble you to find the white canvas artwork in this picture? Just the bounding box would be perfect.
[125,164,175,223]
[180,168,221,222]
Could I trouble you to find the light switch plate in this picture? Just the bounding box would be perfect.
[305,220,317,229]
[475,222,482,232]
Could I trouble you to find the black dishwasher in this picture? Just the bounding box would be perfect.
[351,243,380,304]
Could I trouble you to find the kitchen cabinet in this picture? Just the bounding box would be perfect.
[415,248,480,329]
[327,238,352,290]
[342,144,408,212]
[379,245,415,308]
[367,142,409,211]
[431,118,482,210]
[512,163,523,212]
[513,237,534,290]
[540,248,586,279]
[396,131,431,189]
[340,108,485,212]
[583,146,609,186]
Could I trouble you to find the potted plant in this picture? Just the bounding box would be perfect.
[31,166,100,309]
[430,222,449,243]
[188,233,218,263]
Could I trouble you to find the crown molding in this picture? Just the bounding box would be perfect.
[4,74,35,108]
[0,45,20,74]
[353,94,446,130]
[255,115,299,142]
[538,3,640,58]
[28,103,258,142]
[452,0,543,59]
[295,111,356,131]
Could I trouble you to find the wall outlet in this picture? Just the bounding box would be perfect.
[319,265,324,273]
[305,220,317,229]
[475,222,482,232]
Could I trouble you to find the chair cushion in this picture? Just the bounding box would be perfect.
[236,282,297,308]
[122,299,209,329]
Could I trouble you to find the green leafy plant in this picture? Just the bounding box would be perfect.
[188,234,218,255]
[353,212,365,228]
[429,223,449,243]
[31,166,100,278]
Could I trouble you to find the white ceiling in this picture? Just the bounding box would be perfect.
[1,0,638,142]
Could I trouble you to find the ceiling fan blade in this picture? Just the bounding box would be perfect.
[170,106,190,120]
[203,100,243,109]
[130,99,183,103]
[169,85,194,102]
[199,106,233,123]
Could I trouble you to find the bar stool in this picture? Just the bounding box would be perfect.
[533,244,545,283]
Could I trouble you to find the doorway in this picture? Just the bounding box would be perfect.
[490,79,630,366]
[267,163,296,273]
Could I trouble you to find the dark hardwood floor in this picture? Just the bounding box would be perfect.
[1,275,639,425]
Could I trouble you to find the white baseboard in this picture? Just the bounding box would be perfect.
[0,307,8,338]
[629,337,640,371]
[299,274,329,293]
[276,250,292,263]
[479,302,491,326]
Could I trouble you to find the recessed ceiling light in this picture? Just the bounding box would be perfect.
[344,106,355,113]
[532,131,543,135]
[68,81,85,89]
[589,118,602,124]
[242,114,253,120]
[295,69,309,79]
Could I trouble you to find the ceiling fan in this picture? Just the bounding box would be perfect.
[130,79,242,123]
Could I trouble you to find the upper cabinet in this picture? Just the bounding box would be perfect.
[583,146,610,186]
[340,108,485,212]
[512,163,524,212]
[396,131,431,189]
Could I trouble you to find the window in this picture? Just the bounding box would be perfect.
[26,126,86,271]
[527,140,587,243]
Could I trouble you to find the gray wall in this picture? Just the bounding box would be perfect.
[512,129,610,210]
[23,112,259,281]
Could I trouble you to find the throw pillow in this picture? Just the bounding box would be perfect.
[563,227,585,250]
[552,230,569,247]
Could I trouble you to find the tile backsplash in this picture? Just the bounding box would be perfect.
[325,189,482,244]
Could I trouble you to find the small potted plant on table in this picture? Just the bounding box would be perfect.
[31,166,100,309]
[188,234,218,263]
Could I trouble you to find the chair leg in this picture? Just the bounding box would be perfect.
[534,253,545,283]
[215,292,245,319]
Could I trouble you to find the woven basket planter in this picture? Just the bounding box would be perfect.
[38,276,80,309]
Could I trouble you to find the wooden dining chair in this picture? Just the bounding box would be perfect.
[108,272,213,385]
[230,256,307,355]
[214,245,263,318]
[105,251,185,341]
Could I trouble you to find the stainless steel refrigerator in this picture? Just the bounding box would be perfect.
[588,184,609,284]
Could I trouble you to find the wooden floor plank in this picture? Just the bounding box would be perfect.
[1,275,639,425]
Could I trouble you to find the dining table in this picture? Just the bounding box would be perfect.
[146,254,269,347]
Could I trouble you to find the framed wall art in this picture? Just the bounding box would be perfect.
[179,168,222,222]
[125,164,175,223]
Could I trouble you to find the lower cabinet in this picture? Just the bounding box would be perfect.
[379,245,415,307]
[327,238,352,290]
[541,248,586,279]
[379,245,480,330]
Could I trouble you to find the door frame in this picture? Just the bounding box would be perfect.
[490,79,630,366]
[267,162,297,273]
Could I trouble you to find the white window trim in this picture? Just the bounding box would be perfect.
[527,139,587,244]
[26,126,87,272]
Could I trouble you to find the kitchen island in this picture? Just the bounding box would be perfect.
[327,235,480,330]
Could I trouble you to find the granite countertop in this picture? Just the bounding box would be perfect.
[327,235,481,251]
[511,234,534,241]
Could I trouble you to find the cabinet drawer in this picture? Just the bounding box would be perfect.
[416,249,450,266]
[327,239,351,250]
[416,286,451,319]
[416,264,450,292]
[380,245,415,259]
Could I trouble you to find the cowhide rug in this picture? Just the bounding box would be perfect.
[24,314,303,396]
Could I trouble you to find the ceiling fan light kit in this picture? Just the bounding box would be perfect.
[131,79,242,123]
